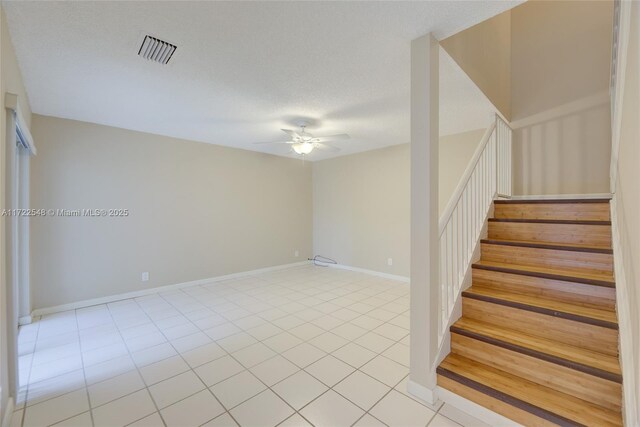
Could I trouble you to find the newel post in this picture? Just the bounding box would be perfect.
[408,33,440,404]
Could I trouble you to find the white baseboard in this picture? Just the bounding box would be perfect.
[2,397,15,427]
[437,387,522,427]
[326,263,409,283]
[407,380,437,405]
[510,193,612,200]
[18,316,32,326]
[31,261,311,317]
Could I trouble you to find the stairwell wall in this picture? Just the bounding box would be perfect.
[443,0,615,197]
[510,0,614,196]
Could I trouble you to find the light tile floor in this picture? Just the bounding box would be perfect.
[12,265,482,427]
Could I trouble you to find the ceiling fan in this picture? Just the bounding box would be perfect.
[254,125,350,155]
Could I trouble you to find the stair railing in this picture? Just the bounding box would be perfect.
[437,114,512,342]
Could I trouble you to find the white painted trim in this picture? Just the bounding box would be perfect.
[509,193,612,200]
[509,91,609,130]
[31,261,311,317]
[1,397,15,427]
[17,150,31,322]
[18,315,32,326]
[407,379,438,405]
[4,107,20,397]
[326,263,409,283]
[437,387,523,427]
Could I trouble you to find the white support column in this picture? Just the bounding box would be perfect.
[408,33,439,404]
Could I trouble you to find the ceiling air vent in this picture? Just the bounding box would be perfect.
[138,35,176,65]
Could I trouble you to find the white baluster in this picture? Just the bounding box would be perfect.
[437,115,511,343]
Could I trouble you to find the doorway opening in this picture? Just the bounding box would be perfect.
[5,96,36,403]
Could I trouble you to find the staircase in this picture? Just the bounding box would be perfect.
[437,199,622,427]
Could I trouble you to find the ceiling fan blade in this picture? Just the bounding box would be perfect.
[313,134,350,143]
[253,140,294,145]
[314,142,341,152]
[281,129,301,138]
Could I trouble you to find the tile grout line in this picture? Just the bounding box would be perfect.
[74,308,97,427]
[19,316,41,427]
[153,288,245,427]
[25,300,400,424]
[204,275,412,425]
[105,300,170,427]
[17,267,432,427]
[151,270,406,425]
[23,282,379,391]
[216,276,429,424]
[24,311,98,427]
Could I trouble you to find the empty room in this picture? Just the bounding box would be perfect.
[1,0,639,426]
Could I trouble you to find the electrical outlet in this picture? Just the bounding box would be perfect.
[142,272,149,282]
[294,250,299,257]
[387,258,393,266]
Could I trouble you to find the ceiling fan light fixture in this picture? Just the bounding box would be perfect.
[293,142,314,155]
[252,125,348,155]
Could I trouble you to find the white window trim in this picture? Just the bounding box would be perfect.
[4,93,36,155]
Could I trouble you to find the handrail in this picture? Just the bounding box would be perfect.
[439,120,496,235]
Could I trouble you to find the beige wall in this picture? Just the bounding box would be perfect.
[613,2,640,423]
[30,115,312,309]
[441,10,511,120]
[1,5,32,420]
[313,144,410,277]
[510,0,613,195]
[312,129,484,277]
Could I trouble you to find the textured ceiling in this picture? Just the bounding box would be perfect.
[3,1,518,160]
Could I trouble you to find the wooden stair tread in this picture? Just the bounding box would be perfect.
[438,354,622,427]
[489,218,611,225]
[451,317,622,380]
[494,199,611,204]
[480,238,613,254]
[463,286,618,327]
[473,260,615,287]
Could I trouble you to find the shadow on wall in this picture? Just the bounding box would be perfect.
[512,97,611,196]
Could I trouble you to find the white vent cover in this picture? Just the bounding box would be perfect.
[138,35,176,65]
